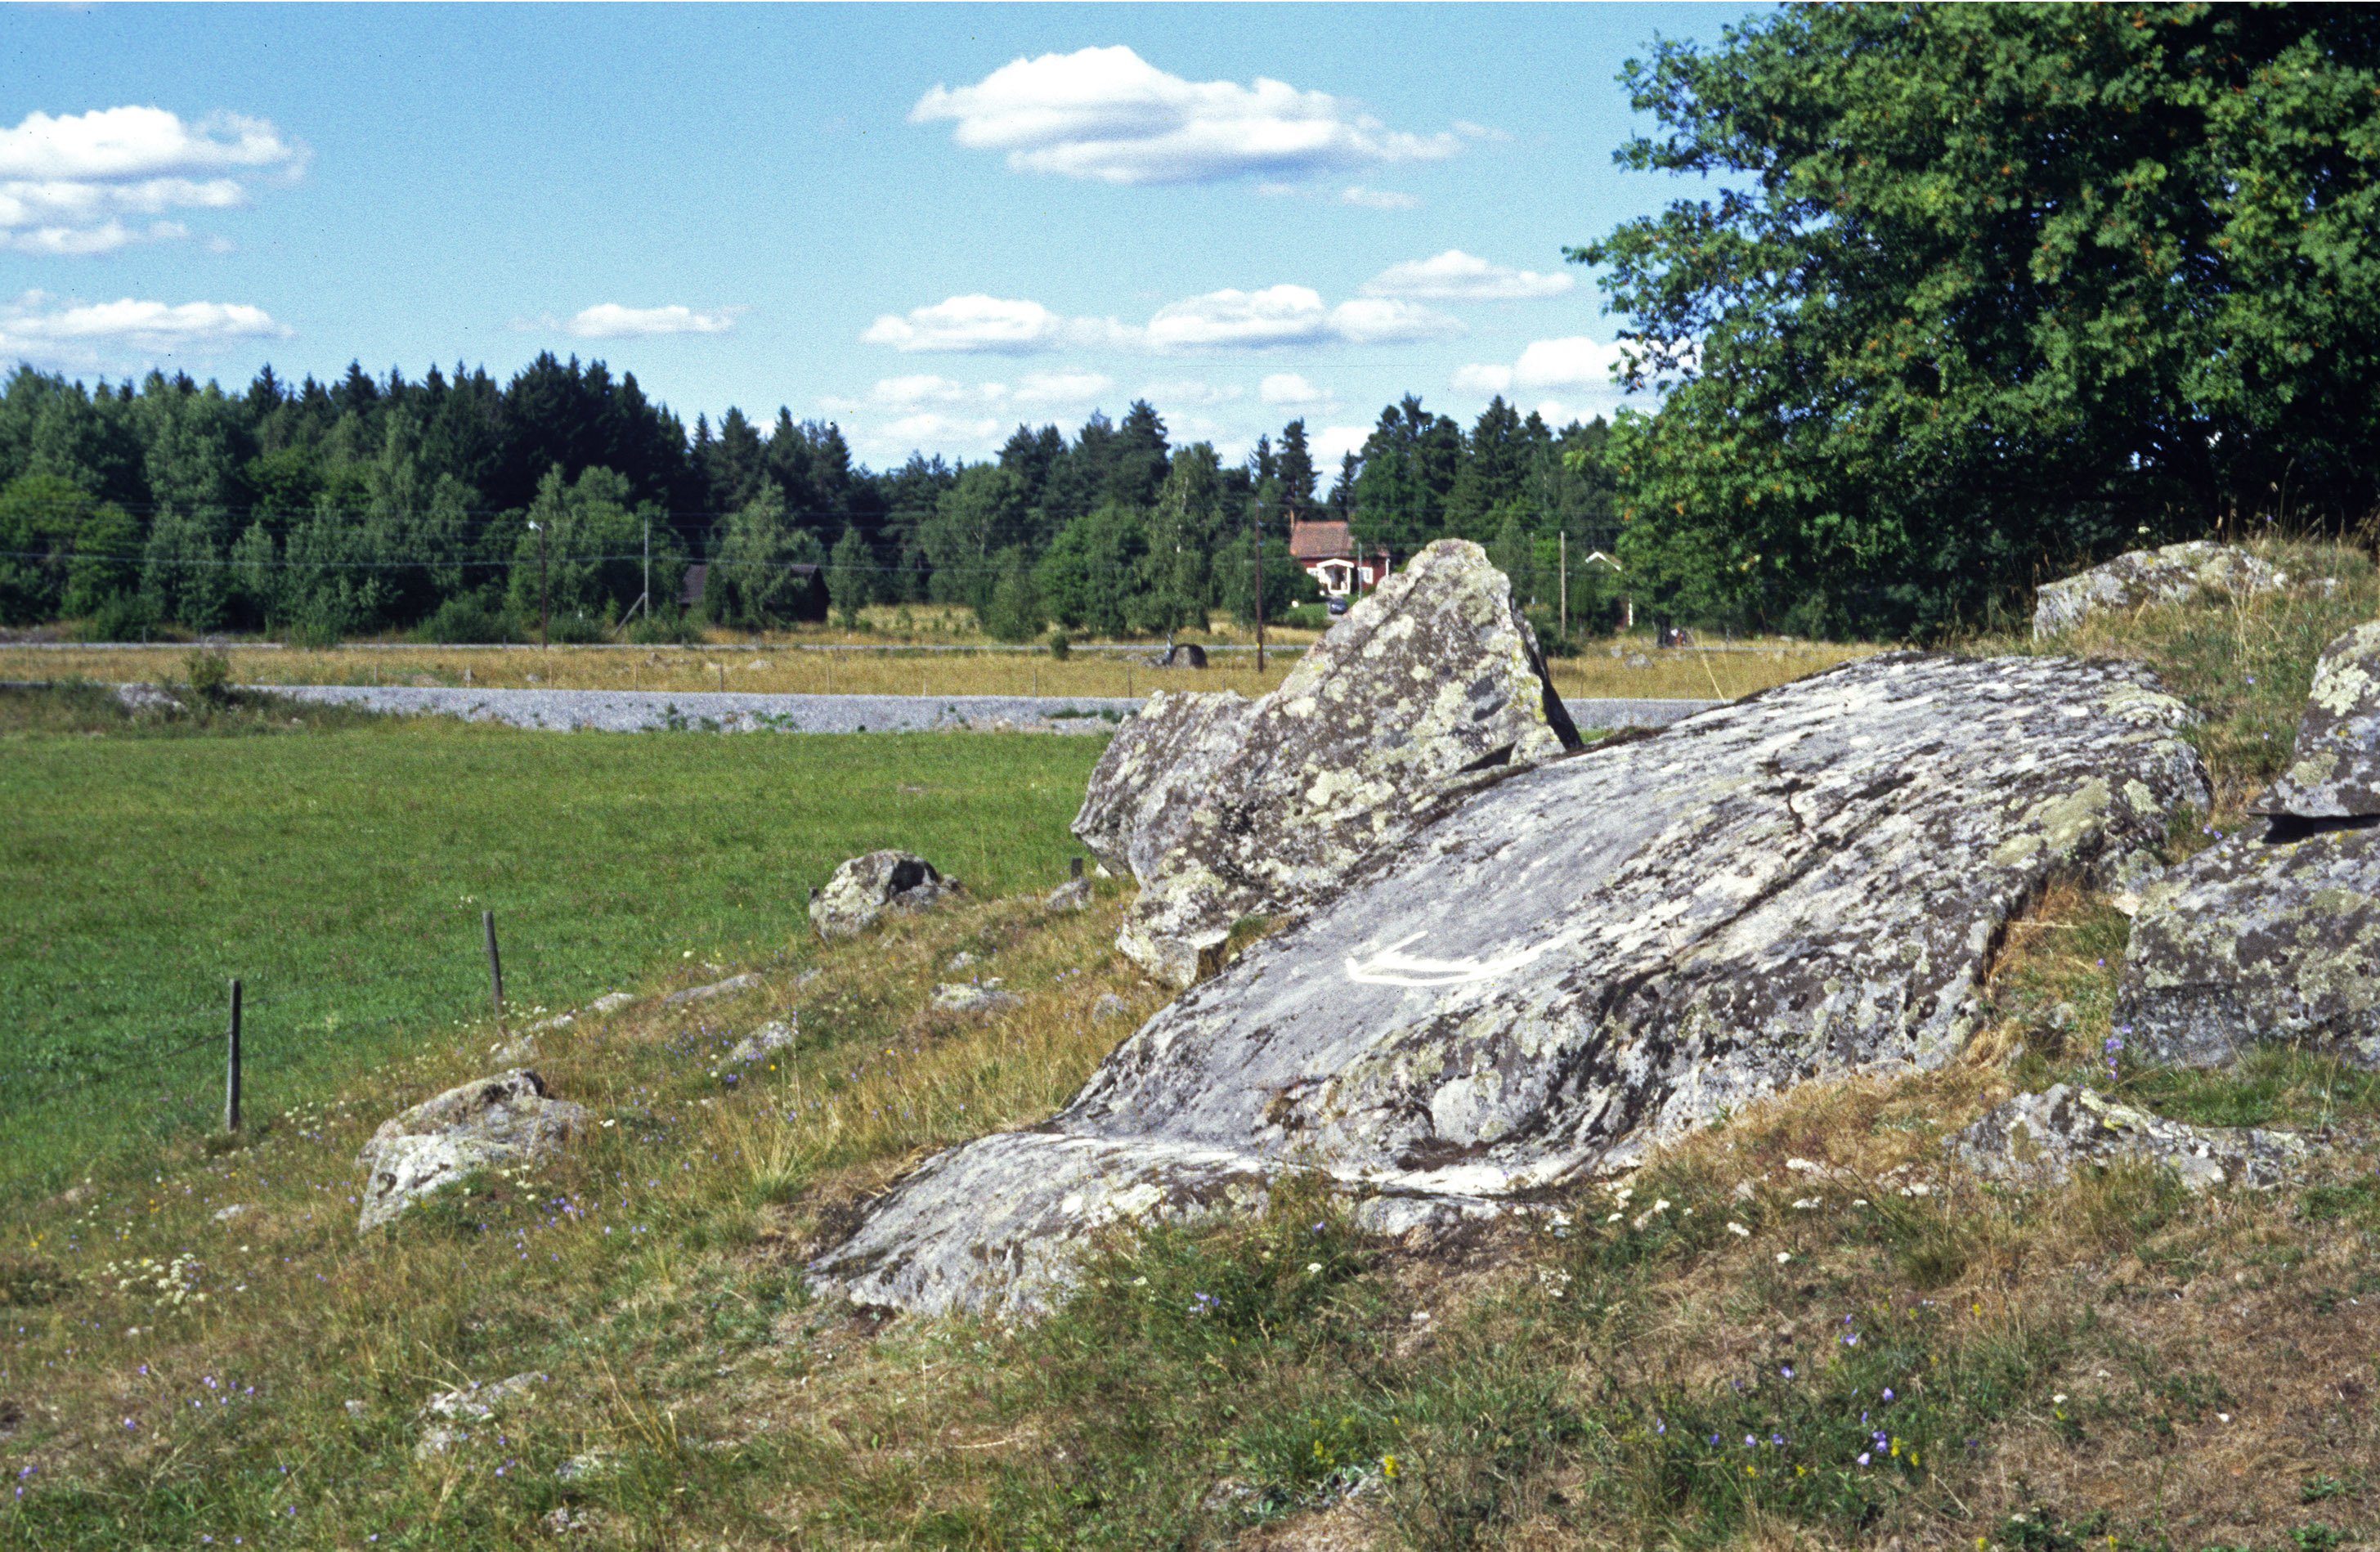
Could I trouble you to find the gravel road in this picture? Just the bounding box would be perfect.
[241,684,1722,734]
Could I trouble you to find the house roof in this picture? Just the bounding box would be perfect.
[1288,518,1387,563]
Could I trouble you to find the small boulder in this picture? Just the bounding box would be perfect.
[1949,1083,2308,1190]
[662,971,761,1007]
[2252,621,2380,817]
[931,982,1021,1016]
[1076,539,1582,985]
[416,1370,542,1459]
[356,1070,589,1233]
[810,851,961,941]
[728,1019,796,1064]
[114,683,183,715]
[2032,540,2286,639]
[587,991,639,1016]
[1043,877,1093,913]
[2114,815,2380,1070]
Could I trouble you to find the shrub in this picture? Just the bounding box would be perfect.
[412,593,511,644]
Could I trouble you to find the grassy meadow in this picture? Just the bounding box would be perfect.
[1,543,2376,1550]
[0,688,1104,1201]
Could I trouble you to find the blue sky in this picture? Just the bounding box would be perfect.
[6,2,1751,471]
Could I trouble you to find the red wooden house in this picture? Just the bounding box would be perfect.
[1287,518,1392,601]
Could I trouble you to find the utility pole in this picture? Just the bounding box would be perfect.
[1559,530,1568,639]
[1251,495,1266,674]
[642,517,650,624]
[529,521,549,648]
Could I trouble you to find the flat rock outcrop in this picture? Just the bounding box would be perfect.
[1948,1083,2309,1190]
[2252,622,2380,818]
[815,652,2207,1317]
[2032,540,2285,639]
[2114,815,2380,1070]
[1074,539,1582,985]
[809,850,960,941]
[356,1070,589,1232]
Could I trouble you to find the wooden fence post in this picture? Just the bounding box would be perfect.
[224,978,243,1133]
[483,909,504,1025]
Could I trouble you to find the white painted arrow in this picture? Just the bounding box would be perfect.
[1344,932,1555,987]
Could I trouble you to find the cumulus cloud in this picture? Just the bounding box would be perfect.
[912,45,1464,186]
[1139,376,1241,407]
[1453,334,1628,397]
[867,285,1459,358]
[0,289,290,369]
[565,303,737,339]
[862,294,1133,354]
[1339,186,1419,210]
[1259,372,1330,407]
[1363,249,1573,301]
[1014,370,1114,406]
[1147,285,1460,351]
[1312,424,1374,469]
[0,106,305,253]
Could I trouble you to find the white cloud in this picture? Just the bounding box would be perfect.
[0,289,290,369]
[0,107,304,254]
[1259,372,1329,407]
[862,294,1132,354]
[912,45,1464,186]
[567,303,736,339]
[1450,363,1512,394]
[1513,335,1627,388]
[1364,249,1573,301]
[1139,376,1241,406]
[1014,370,1114,406]
[883,412,1003,455]
[1339,186,1419,210]
[1147,285,1326,349]
[1324,296,1463,345]
[1312,424,1374,469]
[867,285,1460,358]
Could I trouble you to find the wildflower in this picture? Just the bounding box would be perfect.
[1857,1451,1871,1466]
[1781,1364,1795,1379]
[1882,1388,1895,1402]
[1727,1221,1750,1237]
[1383,1455,1398,1479]
[1776,1251,1792,1264]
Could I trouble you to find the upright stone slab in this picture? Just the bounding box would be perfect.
[2032,540,2286,639]
[817,653,2207,1317]
[1075,540,1582,985]
[2252,622,2380,818]
[2114,816,2380,1070]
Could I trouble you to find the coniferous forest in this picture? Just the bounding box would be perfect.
[0,355,1620,647]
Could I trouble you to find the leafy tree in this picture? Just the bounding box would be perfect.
[707,483,822,629]
[921,463,1030,611]
[827,523,873,626]
[1038,504,1150,636]
[508,465,652,630]
[0,473,92,623]
[1578,2,2380,636]
[982,546,1046,642]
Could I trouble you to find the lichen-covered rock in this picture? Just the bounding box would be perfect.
[1076,540,1582,985]
[809,850,960,941]
[356,1070,589,1232]
[1069,689,1257,881]
[2032,540,2286,639]
[1949,1083,2309,1190]
[930,982,1021,1016]
[2114,815,2380,1070]
[2252,622,2380,818]
[1043,877,1093,913]
[728,1019,796,1064]
[661,971,761,1007]
[817,652,2207,1315]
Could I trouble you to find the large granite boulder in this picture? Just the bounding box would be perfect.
[356,1070,589,1232]
[1948,1083,2309,1191]
[2252,622,2380,818]
[2032,540,2286,639]
[2113,815,2380,1070]
[809,850,960,941]
[816,652,2207,1317]
[1074,540,1582,985]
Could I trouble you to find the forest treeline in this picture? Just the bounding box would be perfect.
[0,354,1620,645]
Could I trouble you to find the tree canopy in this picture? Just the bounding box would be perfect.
[1579,1,2380,637]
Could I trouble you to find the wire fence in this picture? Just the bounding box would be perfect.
[1,913,677,1124]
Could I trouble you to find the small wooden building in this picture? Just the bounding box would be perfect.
[1287,518,1392,600]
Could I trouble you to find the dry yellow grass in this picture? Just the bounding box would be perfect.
[0,635,1872,706]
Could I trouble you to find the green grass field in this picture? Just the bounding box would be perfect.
[0,699,1105,1200]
